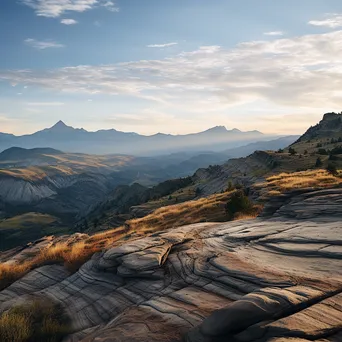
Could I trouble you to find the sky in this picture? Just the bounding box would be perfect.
[1,0,342,136]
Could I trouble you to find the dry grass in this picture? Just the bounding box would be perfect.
[127,190,262,234]
[0,165,75,181]
[0,241,101,290]
[0,191,261,292]
[255,169,342,198]
[0,298,70,342]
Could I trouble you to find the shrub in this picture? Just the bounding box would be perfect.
[289,147,297,155]
[225,190,252,219]
[326,163,338,176]
[226,181,235,191]
[318,148,328,155]
[0,298,70,342]
[315,157,323,167]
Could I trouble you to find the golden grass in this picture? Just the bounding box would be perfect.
[128,190,262,234]
[0,191,261,291]
[0,213,57,231]
[0,241,101,290]
[0,298,70,342]
[0,165,75,181]
[255,169,342,198]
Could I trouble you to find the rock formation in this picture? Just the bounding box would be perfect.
[0,188,342,341]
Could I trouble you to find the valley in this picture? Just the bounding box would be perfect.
[0,113,342,342]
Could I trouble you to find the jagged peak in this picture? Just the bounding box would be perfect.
[204,126,228,133]
[51,120,68,129]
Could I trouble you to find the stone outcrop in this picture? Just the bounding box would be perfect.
[1,189,342,341]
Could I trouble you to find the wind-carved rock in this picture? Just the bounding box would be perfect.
[1,190,342,342]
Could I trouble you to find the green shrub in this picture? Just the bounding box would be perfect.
[326,163,338,176]
[0,298,71,342]
[289,147,297,155]
[225,190,253,219]
[315,157,323,167]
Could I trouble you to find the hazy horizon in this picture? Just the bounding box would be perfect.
[1,1,342,136]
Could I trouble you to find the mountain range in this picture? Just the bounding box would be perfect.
[0,121,277,155]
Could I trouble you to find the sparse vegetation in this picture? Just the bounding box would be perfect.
[289,147,297,155]
[128,190,262,233]
[0,189,262,291]
[315,157,323,167]
[0,298,70,342]
[256,169,342,198]
[326,163,339,176]
[225,190,253,219]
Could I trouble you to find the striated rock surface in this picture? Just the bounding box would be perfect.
[1,189,342,341]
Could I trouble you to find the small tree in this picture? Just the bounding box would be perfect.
[289,147,297,155]
[195,187,202,196]
[315,157,323,167]
[225,190,252,220]
[326,163,338,176]
[227,181,235,191]
[304,150,308,155]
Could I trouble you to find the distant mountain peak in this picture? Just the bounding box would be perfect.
[51,120,69,130]
[205,126,228,133]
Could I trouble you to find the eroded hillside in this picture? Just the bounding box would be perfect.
[0,186,341,342]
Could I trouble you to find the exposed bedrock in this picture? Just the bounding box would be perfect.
[1,190,342,341]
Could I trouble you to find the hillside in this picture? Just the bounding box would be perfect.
[0,135,295,250]
[79,112,341,233]
[0,113,341,341]
[0,186,341,342]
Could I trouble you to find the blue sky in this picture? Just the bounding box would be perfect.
[1,0,342,135]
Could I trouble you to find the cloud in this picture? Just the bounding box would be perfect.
[147,42,178,48]
[264,31,284,36]
[24,38,65,49]
[61,18,78,25]
[3,30,342,130]
[21,0,118,18]
[27,102,65,106]
[101,1,119,12]
[309,14,342,28]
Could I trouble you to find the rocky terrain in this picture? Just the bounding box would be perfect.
[0,187,341,342]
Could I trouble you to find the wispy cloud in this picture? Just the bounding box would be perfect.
[101,1,119,12]
[61,18,78,25]
[3,30,342,120]
[27,102,65,106]
[147,42,178,48]
[309,13,342,28]
[264,31,284,36]
[21,0,118,18]
[24,38,65,50]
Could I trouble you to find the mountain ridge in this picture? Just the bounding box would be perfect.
[0,121,271,155]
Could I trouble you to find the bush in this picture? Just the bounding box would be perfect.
[289,147,297,155]
[318,148,328,155]
[315,157,323,167]
[225,190,252,219]
[326,163,338,176]
[226,181,235,191]
[0,298,70,342]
